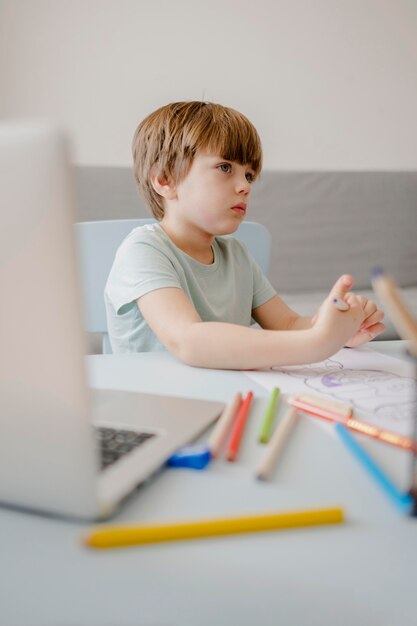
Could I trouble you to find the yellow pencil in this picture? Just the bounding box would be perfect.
[84,507,344,549]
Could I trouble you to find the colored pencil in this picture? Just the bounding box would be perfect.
[289,397,346,424]
[258,386,280,443]
[226,391,253,462]
[256,406,299,480]
[289,397,417,453]
[371,268,417,513]
[294,393,353,418]
[207,392,242,458]
[84,507,344,549]
[335,423,413,513]
[371,267,417,356]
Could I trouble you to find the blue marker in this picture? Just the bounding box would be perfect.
[335,423,413,513]
[167,444,212,470]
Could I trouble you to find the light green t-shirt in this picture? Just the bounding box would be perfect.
[104,223,276,353]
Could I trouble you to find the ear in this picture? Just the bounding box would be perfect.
[150,169,177,200]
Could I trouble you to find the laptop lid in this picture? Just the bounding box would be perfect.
[0,122,223,520]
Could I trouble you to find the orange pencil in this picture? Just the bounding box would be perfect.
[289,397,417,452]
[227,391,254,462]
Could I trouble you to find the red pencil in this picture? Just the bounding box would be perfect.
[226,391,254,462]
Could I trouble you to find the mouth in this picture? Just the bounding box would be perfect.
[231,203,247,215]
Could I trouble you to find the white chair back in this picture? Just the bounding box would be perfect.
[75,219,272,352]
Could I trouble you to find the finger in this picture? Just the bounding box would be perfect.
[344,292,362,309]
[345,322,386,348]
[360,309,384,330]
[360,322,386,339]
[329,274,354,301]
[362,299,378,317]
[356,295,368,310]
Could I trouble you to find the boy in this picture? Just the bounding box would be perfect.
[105,101,385,368]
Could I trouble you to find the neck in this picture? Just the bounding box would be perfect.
[159,218,215,264]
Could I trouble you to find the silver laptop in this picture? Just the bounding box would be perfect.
[0,121,224,521]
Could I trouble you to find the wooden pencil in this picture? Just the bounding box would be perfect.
[207,392,242,458]
[256,406,299,480]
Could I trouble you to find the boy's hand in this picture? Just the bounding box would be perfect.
[312,275,366,353]
[344,295,385,347]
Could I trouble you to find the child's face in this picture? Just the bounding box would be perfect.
[171,151,256,235]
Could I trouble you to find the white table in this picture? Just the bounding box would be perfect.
[1,342,416,626]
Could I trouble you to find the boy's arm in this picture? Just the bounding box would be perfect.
[252,295,312,331]
[136,281,365,370]
[252,278,357,333]
[254,279,385,344]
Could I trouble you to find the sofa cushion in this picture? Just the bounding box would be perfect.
[74,167,417,342]
[250,171,417,292]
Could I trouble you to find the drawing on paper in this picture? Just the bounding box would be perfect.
[272,357,416,433]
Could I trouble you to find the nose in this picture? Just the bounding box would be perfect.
[235,173,251,195]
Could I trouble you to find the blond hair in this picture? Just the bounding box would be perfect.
[132,101,263,219]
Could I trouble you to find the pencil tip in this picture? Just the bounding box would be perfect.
[371,266,385,279]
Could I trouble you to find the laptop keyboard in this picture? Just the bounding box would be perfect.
[96,426,156,470]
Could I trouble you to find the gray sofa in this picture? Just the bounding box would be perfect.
[74,167,417,341]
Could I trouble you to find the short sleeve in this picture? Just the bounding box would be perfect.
[105,237,181,315]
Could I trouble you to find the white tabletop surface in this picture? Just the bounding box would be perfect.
[2,341,416,626]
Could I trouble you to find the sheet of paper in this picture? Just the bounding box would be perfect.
[245,348,417,437]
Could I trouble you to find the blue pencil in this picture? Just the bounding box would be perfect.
[335,423,413,514]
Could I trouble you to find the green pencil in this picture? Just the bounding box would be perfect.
[258,387,280,443]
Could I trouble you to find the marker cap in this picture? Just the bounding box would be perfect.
[167,444,212,469]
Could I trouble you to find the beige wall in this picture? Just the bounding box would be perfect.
[1,0,416,169]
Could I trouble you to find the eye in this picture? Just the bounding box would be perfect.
[217,163,232,173]
[245,172,255,183]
